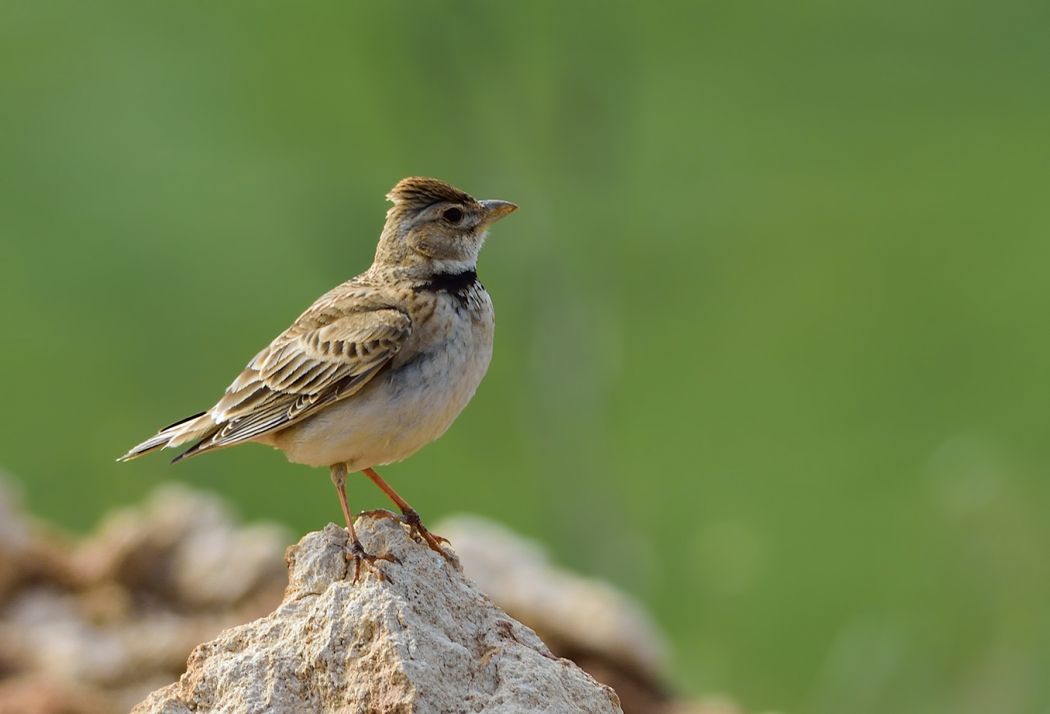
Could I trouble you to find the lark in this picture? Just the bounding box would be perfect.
[120,177,517,580]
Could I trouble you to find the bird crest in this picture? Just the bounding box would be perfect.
[386,177,475,213]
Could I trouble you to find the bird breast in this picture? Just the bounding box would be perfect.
[268,285,494,469]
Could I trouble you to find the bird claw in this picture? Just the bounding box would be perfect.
[345,537,399,583]
[358,508,454,560]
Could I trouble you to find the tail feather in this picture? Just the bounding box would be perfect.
[118,411,215,462]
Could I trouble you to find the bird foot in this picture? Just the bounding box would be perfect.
[345,536,400,583]
[359,508,453,560]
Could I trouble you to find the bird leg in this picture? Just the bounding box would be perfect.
[358,467,452,560]
[329,464,398,582]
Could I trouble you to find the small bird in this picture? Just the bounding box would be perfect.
[120,177,517,580]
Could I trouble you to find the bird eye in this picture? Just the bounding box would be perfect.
[442,207,464,224]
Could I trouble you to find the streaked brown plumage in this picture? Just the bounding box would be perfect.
[120,177,517,580]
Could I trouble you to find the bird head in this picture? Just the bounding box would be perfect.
[373,177,517,273]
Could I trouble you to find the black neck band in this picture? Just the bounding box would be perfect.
[417,269,479,296]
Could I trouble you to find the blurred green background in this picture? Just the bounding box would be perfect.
[2,1,1049,712]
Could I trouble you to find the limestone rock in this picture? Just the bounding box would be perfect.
[73,484,288,609]
[134,518,623,714]
[435,518,751,714]
[0,478,289,714]
[436,516,670,713]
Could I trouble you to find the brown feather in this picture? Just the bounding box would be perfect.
[386,177,475,213]
[172,305,410,460]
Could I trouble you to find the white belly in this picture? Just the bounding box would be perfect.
[266,292,493,469]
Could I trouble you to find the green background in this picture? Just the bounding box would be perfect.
[2,1,1048,712]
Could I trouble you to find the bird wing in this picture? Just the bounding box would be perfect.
[174,303,411,460]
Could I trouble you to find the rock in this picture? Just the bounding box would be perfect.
[134,518,623,714]
[0,474,74,601]
[434,518,751,714]
[73,484,288,609]
[0,675,114,714]
[435,516,671,713]
[1,473,743,713]
[0,478,289,714]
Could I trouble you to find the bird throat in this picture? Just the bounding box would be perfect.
[416,269,480,302]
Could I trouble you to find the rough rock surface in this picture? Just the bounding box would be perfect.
[435,516,671,713]
[434,517,746,714]
[134,518,623,714]
[437,516,667,667]
[0,478,288,713]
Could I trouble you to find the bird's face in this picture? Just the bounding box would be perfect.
[402,198,517,267]
[375,178,517,273]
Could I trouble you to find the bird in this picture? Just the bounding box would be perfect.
[119,177,517,581]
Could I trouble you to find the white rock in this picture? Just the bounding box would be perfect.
[134,518,623,714]
[74,484,288,608]
[436,515,669,683]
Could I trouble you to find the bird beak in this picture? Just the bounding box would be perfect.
[478,199,518,225]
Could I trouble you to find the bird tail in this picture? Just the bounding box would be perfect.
[117,411,215,462]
